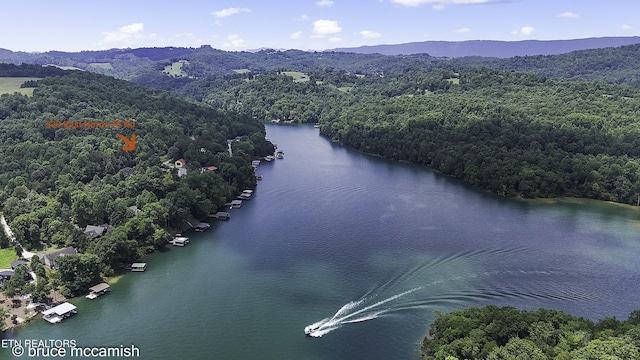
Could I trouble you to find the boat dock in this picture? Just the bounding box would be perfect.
[86,283,110,299]
[131,263,147,272]
[43,302,77,324]
[170,235,190,246]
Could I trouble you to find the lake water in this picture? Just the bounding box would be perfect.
[2,124,640,359]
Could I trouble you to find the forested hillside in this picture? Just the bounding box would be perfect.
[421,305,640,360]
[4,44,640,205]
[0,64,273,298]
[321,68,640,203]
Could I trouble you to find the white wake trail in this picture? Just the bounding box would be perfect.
[306,287,422,337]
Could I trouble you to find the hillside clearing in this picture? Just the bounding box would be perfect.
[0,77,42,96]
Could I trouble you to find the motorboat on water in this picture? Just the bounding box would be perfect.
[304,324,320,336]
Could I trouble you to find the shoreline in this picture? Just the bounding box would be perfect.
[318,130,640,210]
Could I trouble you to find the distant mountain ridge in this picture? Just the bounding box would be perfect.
[330,36,640,58]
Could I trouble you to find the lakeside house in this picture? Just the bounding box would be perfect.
[10,259,28,269]
[39,247,78,269]
[200,165,218,173]
[83,224,108,239]
[86,283,110,299]
[175,158,186,168]
[43,302,77,324]
[128,205,142,215]
[131,263,147,272]
[0,269,14,286]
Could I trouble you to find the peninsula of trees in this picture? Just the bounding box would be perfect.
[421,305,640,359]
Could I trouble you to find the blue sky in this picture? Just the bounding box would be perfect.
[2,0,639,52]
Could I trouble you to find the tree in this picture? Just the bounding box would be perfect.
[87,228,138,275]
[486,338,547,360]
[569,337,640,360]
[0,306,10,331]
[56,253,102,297]
[0,225,9,248]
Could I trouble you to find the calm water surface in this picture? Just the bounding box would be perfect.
[3,124,640,359]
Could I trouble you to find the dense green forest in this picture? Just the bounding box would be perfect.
[321,68,640,203]
[421,305,640,360]
[5,45,640,203]
[0,64,273,298]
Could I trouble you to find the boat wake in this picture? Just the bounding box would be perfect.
[305,287,422,337]
[304,247,579,338]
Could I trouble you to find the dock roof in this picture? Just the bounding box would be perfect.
[43,302,76,316]
[89,283,110,293]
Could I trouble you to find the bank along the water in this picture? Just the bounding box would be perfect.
[2,124,639,360]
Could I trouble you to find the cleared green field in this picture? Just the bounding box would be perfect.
[233,69,251,74]
[163,61,188,77]
[0,247,17,269]
[44,64,82,71]
[88,62,113,70]
[282,71,310,82]
[446,78,460,85]
[0,77,42,96]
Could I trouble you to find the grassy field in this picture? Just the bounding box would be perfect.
[282,71,310,82]
[446,78,460,85]
[0,77,42,96]
[88,62,113,70]
[0,247,17,269]
[44,64,82,71]
[163,61,188,77]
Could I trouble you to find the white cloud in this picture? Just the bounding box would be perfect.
[312,19,342,38]
[99,23,156,47]
[621,24,634,30]
[212,7,250,18]
[329,36,343,43]
[298,14,309,21]
[316,0,334,7]
[558,11,579,19]
[360,30,382,39]
[291,31,303,39]
[511,26,535,35]
[454,27,471,33]
[392,0,492,7]
[222,34,247,49]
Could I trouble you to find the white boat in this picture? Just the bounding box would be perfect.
[264,155,275,162]
[304,324,320,336]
